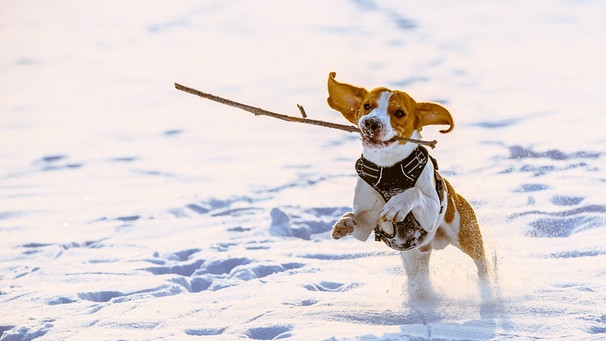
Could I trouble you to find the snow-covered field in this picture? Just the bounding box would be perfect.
[1,0,605,339]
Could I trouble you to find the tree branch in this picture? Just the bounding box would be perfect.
[174,82,437,148]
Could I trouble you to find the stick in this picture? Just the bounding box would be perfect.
[296,104,307,118]
[174,83,437,149]
[174,83,358,133]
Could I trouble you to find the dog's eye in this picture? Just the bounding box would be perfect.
[394,109,405,118]
[363,103,372,111]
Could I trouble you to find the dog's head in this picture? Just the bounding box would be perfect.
[327,72,454,151]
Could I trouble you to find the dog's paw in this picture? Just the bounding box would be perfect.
[380,188,419,223]
[331,212,356,240]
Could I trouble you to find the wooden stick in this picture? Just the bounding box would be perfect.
[174,83,437,149]
[296,104,307,118]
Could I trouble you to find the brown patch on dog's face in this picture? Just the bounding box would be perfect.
[384,90,419,140]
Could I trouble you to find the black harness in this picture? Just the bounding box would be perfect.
[355,146,444,251]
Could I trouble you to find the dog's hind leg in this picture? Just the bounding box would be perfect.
[455,197,489,280]
[453,194,496,301]
[444,180,489,280]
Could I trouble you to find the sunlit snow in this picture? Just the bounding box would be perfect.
[1,0,605,340]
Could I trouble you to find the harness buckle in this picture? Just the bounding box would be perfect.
[374,226,382,241]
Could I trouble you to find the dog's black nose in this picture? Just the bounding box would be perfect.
[363,118,382,135]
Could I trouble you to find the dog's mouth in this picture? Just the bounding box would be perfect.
[362,135,400,148]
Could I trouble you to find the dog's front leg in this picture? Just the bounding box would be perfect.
[380,187,440,232]
[332,178,383,241]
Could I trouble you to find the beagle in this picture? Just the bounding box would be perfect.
[327,72,488,298]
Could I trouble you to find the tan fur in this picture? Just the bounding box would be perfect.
[444,179,486,261]
[444,180,456,224]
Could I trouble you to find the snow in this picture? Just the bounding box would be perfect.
[1,0,605,339]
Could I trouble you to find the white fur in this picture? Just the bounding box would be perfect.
[359,91,393,141]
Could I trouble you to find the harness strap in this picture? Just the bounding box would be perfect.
[429,154,445,213]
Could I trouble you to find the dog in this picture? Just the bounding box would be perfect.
[327,72,488,298]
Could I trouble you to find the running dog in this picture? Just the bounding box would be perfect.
[327,72,488,298]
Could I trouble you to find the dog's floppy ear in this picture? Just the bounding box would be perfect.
[416,102,454,133]
[327,72,368,124]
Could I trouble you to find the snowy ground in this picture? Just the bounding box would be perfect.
[1,0,605,340]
